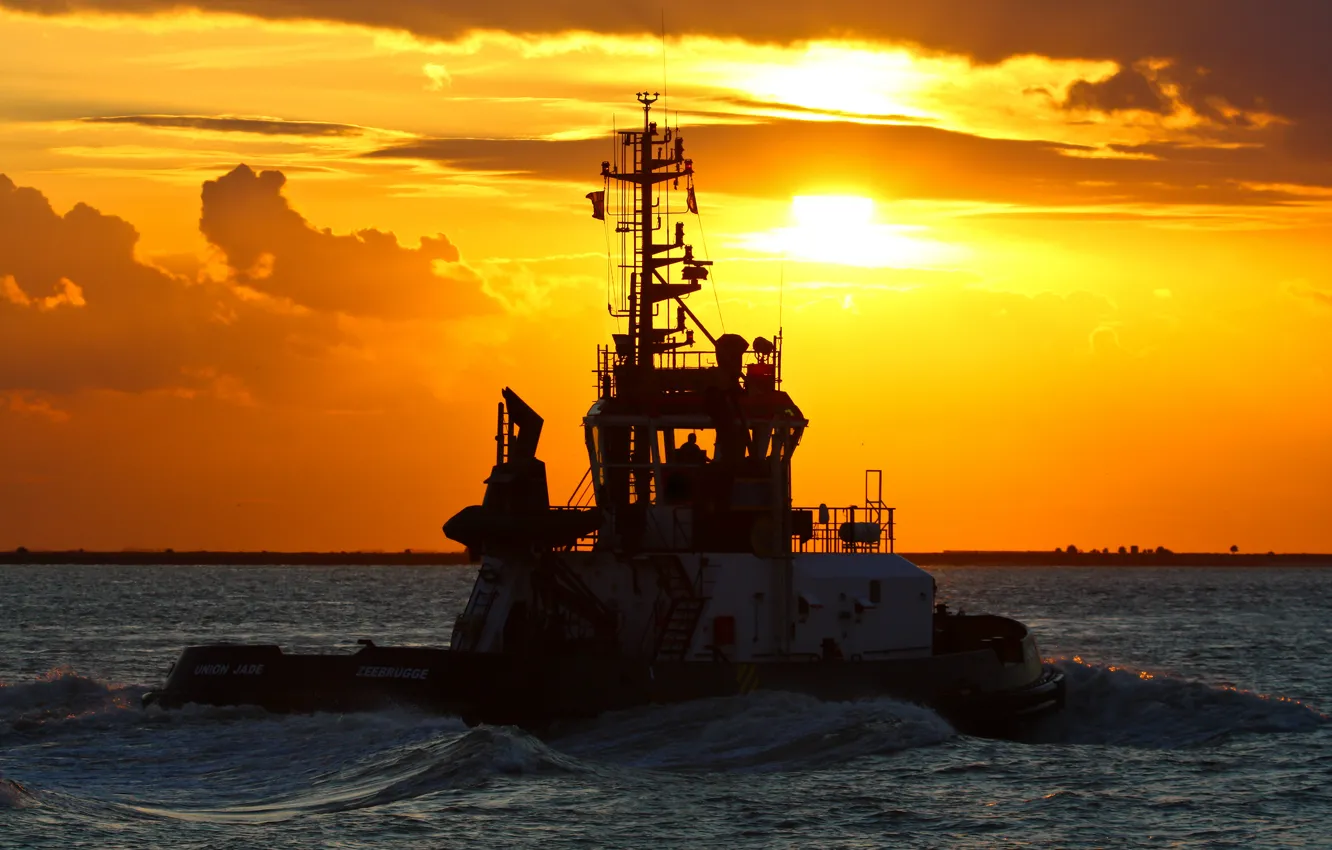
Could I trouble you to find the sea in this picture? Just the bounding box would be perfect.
[1,563,1328,849]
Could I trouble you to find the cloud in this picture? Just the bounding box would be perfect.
[715,96,932,124]
[422,63,451,91]
[1,274,86,310]
[200,164,493,319]
[366,119,1332,209]
[1287,280,1332,309]
[1063,67,1168,114]
[0,171,222,394]
[3,390,70,423]
[82,114,368,136]
[7,0,1331,158]
[0,167,495,405]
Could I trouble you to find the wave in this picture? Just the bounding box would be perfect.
[1033,658,1327,747]
[0,667,145,732]
[553,690,955,771]
[134,724,577,822]
[120,694,952,821]
[310,725,584,805]
[170,693,955,819]
[0,778,39,809]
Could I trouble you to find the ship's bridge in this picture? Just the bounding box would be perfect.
[575,330,805,553]
[571,332,896,557]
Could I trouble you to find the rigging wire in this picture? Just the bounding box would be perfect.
[693,202,726,335]
[660,9,669,116]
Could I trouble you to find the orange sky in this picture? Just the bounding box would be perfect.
[1,2,1330,553]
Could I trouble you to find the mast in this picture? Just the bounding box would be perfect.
[636,92,655,370]
[603,92,710,380]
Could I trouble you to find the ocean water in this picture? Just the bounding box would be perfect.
[1,564,1328,849]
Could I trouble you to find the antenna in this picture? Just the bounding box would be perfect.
[661,11,670,303]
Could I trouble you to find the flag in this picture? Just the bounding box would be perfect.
[586,190,605,220]
[686,185,698,214]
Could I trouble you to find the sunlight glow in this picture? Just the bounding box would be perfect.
[736,195,962,268]
[793,195,875,229]
[726,45,932,119]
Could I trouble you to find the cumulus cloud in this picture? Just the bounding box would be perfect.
[0,172,221,394]
[1,274,86,310]
[0,166,495,406]
[200,164,491,319]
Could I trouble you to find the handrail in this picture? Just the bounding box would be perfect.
[596,343,783,399]
[567,467,595,507]
[791,503,896,554]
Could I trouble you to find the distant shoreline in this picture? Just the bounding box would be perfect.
[1,549,1329,567]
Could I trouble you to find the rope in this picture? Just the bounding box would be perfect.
[693,201,726,334]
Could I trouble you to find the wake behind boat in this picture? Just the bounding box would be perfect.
[145,93,1064,735]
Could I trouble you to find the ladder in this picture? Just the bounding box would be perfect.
[653,557,712,661]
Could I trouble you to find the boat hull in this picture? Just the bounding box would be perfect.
[144,643,1064,736]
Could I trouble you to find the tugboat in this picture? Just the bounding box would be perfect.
[145,94,1064,735]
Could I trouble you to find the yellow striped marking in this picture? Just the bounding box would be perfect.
[734,663,760,694]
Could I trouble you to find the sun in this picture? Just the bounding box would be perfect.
[792,195,875,234]
[733,195,952,268]
[786,195,884,266]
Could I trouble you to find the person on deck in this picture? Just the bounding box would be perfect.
[676,432,709,464]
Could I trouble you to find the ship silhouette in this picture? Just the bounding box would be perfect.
[145,94,1064,734]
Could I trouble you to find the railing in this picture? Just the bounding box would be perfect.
[596,334,783,398]
[791,469,896,554]
[791,504,896,554]
[567,468,595,508]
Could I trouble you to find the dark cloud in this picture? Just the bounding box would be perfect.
[200,164,491,319]
[0,172,218,393]
[0,166,493,399]
[82,115,367,136]
[1063,67,1167,114]
[366,119,1332,208]
[7,0,1331,156]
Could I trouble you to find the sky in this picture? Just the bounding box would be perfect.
[1,1,1329,553]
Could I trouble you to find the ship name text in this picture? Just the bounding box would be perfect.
[356,666,430,680]
[193,663,265,676]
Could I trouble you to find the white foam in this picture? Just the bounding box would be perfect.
[1033,658,1327,747]
[0,667,145,731]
